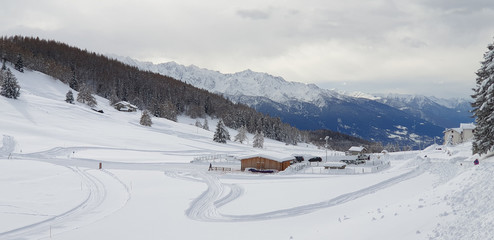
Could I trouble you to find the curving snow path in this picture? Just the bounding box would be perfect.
[0,136,131,239]
[180,161,426,222]
[0,166,130,239]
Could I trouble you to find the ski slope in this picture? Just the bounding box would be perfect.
[1,68,493,239]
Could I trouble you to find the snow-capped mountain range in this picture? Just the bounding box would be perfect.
[113,56,350,106]
[113,55,472,147]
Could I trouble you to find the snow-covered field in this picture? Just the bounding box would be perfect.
[1,68,493,239]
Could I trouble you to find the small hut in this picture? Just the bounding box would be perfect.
[113,101,138,112]
[348,146,366,156]
[240,154,294,172]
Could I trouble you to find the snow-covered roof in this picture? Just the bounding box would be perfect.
[115,101,137,109]
[444,123,475,133]
[239,154,294,163]
[348,146,365,152]
[460,123,475,130]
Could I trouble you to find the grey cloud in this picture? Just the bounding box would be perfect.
[236,9,271,20]
[419,0,494,13]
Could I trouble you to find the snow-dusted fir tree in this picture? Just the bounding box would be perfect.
[69,70,78,91]
[213,119,229,143]
[195,119,203,128]
[0,68,20,99]
[140,110,153,126]
[0,68,5,85]
[1,58,6,71]
[472,40,494,155]
[253,131,264,148]
[65,90,74,104]
[14,54,23,73]
[76,83,97,107]
[202,118,210,131]
[234,126,248,144]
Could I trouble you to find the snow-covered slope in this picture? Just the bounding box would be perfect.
[1,67,494,240]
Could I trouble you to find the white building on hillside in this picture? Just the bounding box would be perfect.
[444,123,475,145]
[347,146,366,155]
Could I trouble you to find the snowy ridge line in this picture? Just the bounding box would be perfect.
[184,165,425,222]
[20,145,191,159]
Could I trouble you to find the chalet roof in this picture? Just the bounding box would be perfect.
[239,154,294,163]
[460,123,475,130]
[444,123,476,133]
[348,146,366,152]
[115,101,137,108]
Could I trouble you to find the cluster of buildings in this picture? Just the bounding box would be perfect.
[443,123,476,145]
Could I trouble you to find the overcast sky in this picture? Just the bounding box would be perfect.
[2,0,494,98]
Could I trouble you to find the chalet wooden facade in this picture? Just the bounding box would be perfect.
[240,154,293,172]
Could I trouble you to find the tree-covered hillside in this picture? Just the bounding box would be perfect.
[0,36,307,144]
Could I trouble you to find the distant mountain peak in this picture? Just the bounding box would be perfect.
[113,55,346,107]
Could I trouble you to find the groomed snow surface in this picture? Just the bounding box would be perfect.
[1,68,493,240]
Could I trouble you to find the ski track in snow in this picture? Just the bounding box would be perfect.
[0,167,104,239]
[181,163,426,222]
[0,166,131,239]
[0,138,132,239]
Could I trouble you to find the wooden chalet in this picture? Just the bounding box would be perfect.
[240,154,294,172]
[348,146,367,155]
[113,101,138,112]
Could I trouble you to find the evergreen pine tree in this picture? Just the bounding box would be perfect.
[1,58,6,71]
[195,119,203,128]
[0,68,21,99]
[0,68,5,86]
[69,71,79,91]
[14,54,23,73]
[202,118,210,131]
[65,90,74,104]
[140,110,153,126]
[109,88,119,106]
[253,131,264,148]
[234,126,248,144]
[213,119,229,143]
[472,40,494,155]
[76,83,97,107]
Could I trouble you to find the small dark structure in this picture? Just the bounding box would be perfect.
[294,156,304,163]
[308,157,322,162]
[248,168,274,173]
[324,162,347,169]
[240,154,293,172]
[91,108,104,113]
